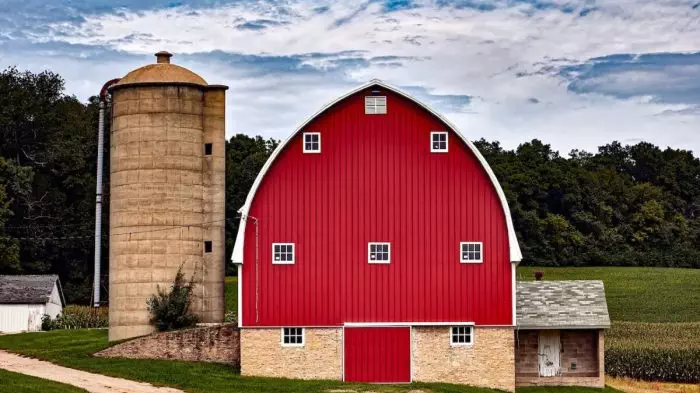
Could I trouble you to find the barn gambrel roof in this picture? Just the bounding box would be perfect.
[0,275,65,306]
[231,79,523,264]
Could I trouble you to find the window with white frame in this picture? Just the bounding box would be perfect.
[281,327,304,346]
[303,132,321,153]
[368,242,390,263]
[365,96,387,114]
[451,326,473,345]
[460,242,483,263]
[272,243,295,264]
[431,131,448,152]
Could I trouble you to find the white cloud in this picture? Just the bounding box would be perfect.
[14,0,700,154]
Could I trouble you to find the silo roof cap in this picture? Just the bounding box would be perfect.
[112,51,208,89]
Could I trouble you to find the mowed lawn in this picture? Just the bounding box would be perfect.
[516,266,700,322]
[0,369,88,393]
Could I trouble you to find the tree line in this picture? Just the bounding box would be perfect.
[0,68,698,304]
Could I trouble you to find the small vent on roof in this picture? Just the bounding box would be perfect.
[365,96,387,114]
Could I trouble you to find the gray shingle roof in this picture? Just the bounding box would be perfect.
[0,275,63,305]
[516,280,610,329]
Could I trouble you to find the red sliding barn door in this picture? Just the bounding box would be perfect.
[344,327,411,383]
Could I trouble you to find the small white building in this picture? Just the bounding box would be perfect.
[0,275,65,333]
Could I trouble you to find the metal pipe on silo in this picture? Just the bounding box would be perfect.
[93,79,120,308]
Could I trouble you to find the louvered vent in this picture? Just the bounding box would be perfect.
[365,96,387,114]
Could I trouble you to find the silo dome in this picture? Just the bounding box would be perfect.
[108,51,227,341]
[112,51,208,88]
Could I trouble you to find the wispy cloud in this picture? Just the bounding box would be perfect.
[0,0,699,154]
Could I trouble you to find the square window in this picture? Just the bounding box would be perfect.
[460,242,483,263]
[303,132,321,153]
[365,96,387,114]
[282,327,304,346]
[431,132,448,152]
[272,243,295,264]
[204,241,212,253]
[451,326,473,345]
[368,242,391,263]
[204,143,213,156]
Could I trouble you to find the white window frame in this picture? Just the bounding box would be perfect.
[281,327,304,347]
[450,325,474,346]
[430,131,448,153]
[302,132,321,153]
[460,241,483,263]
[272,243,295,264]
[368,242,391,264]
[365,96,387,114]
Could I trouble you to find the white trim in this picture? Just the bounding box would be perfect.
[302,132,321,153]
[430,131,448,153]
[450,325,474,347]
[409,326,413,383]
[511,262,517,326]
[240,323,515,328]
[237,264,243,328]
[344,321,474,327]
[368,242,391,264]
[460,241,483,263]
[231,79,522,264]
[272,243,295,264]
[280,327,305,347]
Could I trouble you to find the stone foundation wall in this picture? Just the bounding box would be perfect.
[96,323,239,365]
[412,327,515,392]
[240,328,342,380]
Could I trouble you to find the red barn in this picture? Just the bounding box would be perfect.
[232,80,608,391]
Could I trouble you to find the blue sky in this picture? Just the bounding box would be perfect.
[1,0,699,154]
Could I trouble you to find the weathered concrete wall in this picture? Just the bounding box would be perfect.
[240,328,343,380]
[97,324,239,365]
[412,327,515,392]
[515,329,605,388]
[109,84,226,341]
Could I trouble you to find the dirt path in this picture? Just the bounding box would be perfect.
[607,376,700,393]
[0,350,185,393]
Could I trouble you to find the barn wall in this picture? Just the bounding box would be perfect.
[45,284,63,319]
[0,304,44,333]
[241,87,513,327]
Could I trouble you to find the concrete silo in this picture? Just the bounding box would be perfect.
[108,52,226,341]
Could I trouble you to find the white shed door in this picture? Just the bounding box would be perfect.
[539,331,561,377]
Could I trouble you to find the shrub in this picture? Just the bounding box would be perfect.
[147,266,199,332]
[606,322,700,383]
[41,306,108,330]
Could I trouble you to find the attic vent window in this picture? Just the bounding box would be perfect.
[368,242,391,263]
[303,132,321,153]
[365,96,387,114]
[431,132,448,152]
[460,242,483,263]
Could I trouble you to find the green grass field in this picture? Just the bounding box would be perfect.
[0,329,621,393]
[0,369,88,393]
[516,266,700,322]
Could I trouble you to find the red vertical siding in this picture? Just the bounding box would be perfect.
[241,87,513,327]
[344,327,411,383]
